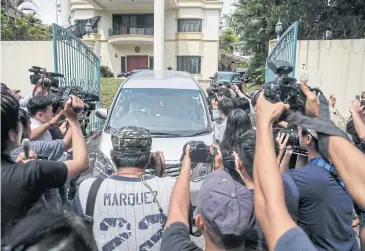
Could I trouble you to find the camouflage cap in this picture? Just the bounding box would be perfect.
[111,126,152,155]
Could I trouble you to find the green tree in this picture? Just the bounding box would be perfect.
[1,10,51,41]
[226,0,365,86]
[219,28,238,53]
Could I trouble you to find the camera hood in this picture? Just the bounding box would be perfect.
[268,59,293,75]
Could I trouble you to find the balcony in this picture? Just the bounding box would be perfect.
[108,25,154,44]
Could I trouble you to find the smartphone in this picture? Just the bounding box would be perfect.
[356,95,360,100]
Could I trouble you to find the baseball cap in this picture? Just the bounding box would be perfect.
[198,170,255,237]
[305,128,318,140]
[111,126,152,156]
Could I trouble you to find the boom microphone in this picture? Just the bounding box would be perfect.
[22,138,30,160]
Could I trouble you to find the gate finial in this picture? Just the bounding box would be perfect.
[275,19,284,40]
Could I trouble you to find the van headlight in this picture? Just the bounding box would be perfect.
[94,149,115,177]
[190,163,211,182]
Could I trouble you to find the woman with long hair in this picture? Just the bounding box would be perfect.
[220,108,252,152]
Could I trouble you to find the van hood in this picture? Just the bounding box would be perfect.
[98,131,214,163]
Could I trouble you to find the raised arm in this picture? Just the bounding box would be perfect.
[328,136,365,209]
[350,100,365,143]
[253,94,297,250]
[165,145,191,229]
[63,96,89,180]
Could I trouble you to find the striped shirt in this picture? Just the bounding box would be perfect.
[11,140,65,161]
[75,175,176,251]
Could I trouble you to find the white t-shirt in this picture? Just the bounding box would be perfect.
[75,175,176,251]
[30,117,52,141]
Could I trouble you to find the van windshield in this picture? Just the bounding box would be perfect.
[106,88,210,136]
[217,73,241,82]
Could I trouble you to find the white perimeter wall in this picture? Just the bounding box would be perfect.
[1,41,54,95]
[295,39,365,117]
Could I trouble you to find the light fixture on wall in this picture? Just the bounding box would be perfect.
[115,53,118,58]
[85,20,92,38]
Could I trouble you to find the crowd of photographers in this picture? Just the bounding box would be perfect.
[1,69,365,251]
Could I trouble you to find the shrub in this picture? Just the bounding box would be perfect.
[100,66,114,78]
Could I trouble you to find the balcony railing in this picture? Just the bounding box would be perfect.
[108,25,154,36]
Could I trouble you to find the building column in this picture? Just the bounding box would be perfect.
[154,0,165,71]
[60,0,71,28]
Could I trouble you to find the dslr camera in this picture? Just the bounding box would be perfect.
[183,141,214,163]
[252,60,306,110]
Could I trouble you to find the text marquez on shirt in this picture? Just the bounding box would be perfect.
[104,191,158,206]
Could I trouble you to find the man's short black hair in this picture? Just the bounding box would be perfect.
[218,98,234,116]
[301,127,319,151]
[2,209,94,251]
[1,90,20,151]
[27,96,52,116]
[1,83,10,92]
[236,129,279,178]
[234,97,250,113]
[49,95,63,114]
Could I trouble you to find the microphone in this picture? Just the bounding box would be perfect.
[22,138,31,160]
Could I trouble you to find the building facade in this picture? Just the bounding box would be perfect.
[68,0,223,81]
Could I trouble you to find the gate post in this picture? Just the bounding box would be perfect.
[265,22,299,83]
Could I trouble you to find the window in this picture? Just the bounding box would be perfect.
[177,19,202,32]
[112,14,154,27]
[177,56,201,74]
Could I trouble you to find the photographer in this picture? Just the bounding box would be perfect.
[1,83,31,108]
[252,92,316,250]
[212,98,234,144]
[161,145,255,251]
[27,95,64,141]
[1,90,89,236]
[252,76,365,250]
[74,126,175,251]
[49,94,67,140]
[281,126,358,250]
[11,109,72,161]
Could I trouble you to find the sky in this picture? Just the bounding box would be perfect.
[31,0,235,25]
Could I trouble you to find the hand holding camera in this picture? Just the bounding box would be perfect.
[64,95,85,121]
[149,151,166,177]
[49,110,65,127]
[350,99,364,115]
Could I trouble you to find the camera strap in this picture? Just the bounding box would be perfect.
[309,158,345,190]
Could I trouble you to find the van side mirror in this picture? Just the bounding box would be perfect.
[96,108,108,119]
[209,76,213,80]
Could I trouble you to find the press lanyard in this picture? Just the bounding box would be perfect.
[309,157,345,188]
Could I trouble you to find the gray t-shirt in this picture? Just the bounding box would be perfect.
[161,222,202,251]
[274,227,316,251]
[75,175,175,251]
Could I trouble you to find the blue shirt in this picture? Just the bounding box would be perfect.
[282,163,359,251]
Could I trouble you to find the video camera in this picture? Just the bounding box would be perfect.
[29,66,64,88]
[251,60,306,110]
[57,86,99,111]
[52,86,100,136]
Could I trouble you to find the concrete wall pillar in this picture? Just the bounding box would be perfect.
[60,0,71,27]
[154,0,165,71]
